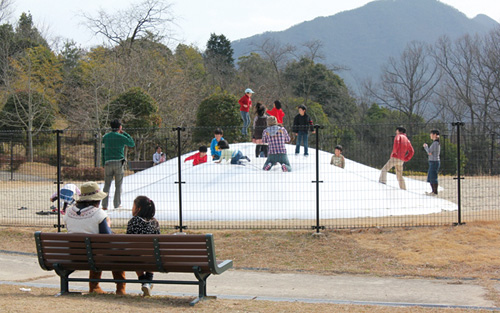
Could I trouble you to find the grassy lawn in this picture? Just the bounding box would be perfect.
[1,221,500,311]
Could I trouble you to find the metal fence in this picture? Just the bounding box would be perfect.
[0,122,499,231]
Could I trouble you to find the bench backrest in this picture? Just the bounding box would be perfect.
[128,161,154,171]
[35,232,223,274]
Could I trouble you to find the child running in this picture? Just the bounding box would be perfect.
[126,196,160,296]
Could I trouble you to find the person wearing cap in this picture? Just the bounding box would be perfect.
[101,119,135,210]
[379,126,414,190]
[238,88,254,136]
[262,116,292,172]
[64,181,127,295]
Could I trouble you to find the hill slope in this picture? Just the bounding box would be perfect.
[232,0,498,88]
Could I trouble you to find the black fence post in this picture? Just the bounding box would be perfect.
[94,132,98,168]
[490,133,495,175]
[165,137,168,160]
[441,134,447,173]
[54,130,64,232]
[173,127,186,232]
[10,139,14,181]
[311,125,325,233]
[451,122,465,226]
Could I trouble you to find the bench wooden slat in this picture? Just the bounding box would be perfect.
[35,231,233,305]
[45,261,211,272]
[40,233,207,242]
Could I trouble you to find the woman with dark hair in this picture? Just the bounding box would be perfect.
[423,130,441,196]
[266,100,285,125]
[126,196,160,296]
[252,103,268,157]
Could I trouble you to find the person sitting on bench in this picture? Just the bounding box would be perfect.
[64,181,126,295]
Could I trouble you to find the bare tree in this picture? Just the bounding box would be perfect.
[433,35,482,131]
[252,38,295,98]
[82,0,174,51]
[0,0,13,24]
[368,41,440,125]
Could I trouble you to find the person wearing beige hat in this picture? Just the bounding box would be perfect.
[64,181,127,295]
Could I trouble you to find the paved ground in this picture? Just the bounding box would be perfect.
[0,250,499,310]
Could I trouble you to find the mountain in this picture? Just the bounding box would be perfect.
[231,0,499,89]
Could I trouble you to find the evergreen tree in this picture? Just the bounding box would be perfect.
[204,33,235,90]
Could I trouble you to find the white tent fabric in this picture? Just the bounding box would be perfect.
[104,143,456,221]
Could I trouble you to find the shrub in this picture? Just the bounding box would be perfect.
[47,153,80,167]
[62,167,104,181]
[194,92,241,143]
[0,154,26,170]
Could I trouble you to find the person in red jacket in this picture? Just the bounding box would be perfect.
[266,100,285,125]
[379,126,414,190]
[184,146,208,166]
[238,88,254,136]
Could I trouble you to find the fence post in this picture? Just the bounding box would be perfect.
[165,137,168,160]
[451,122,465,226]
[173,127,186,232]
[490,133,495,175]
[10,139,14,181]
[441,134,446,172]
[311,125,325,234]
[54,130,64,232]
[94,132,98,168]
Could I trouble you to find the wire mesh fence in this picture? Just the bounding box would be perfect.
[0,122,499,231]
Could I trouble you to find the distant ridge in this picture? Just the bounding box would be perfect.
[232,0,499,88]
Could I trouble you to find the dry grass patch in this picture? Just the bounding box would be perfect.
[0,285,489,313]
[3,222,500,280]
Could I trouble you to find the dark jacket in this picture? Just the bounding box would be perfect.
[292,114,314,133]
[253,115,268,140]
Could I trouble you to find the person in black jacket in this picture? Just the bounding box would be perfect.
[252,103,268,157]
[292,105,315,156]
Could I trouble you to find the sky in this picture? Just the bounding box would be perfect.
[8,0,500,51]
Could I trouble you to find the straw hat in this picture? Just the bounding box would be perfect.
[78,182,107,201]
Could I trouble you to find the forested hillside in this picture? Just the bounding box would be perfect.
[232,0,498,88]
[1,0,500,174]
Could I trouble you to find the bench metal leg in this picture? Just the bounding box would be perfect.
[190,266,213,306]
[54,264,74,295]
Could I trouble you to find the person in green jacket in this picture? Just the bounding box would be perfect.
[101,119,135,210]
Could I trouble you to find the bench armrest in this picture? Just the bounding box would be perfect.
[213,259,233,275]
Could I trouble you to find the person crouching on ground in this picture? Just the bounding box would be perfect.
[215,140,251,165]
[126,196,160,296]
[184,146,208,166]
[262,116,292,172]
[423,129,441,196]
[64,181,126,295]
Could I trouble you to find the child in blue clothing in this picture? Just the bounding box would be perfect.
[210,128,224,161]
[215,140,251,165]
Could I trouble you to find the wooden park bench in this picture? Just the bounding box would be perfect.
[34,232,233,305]
[127,160,154,172]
